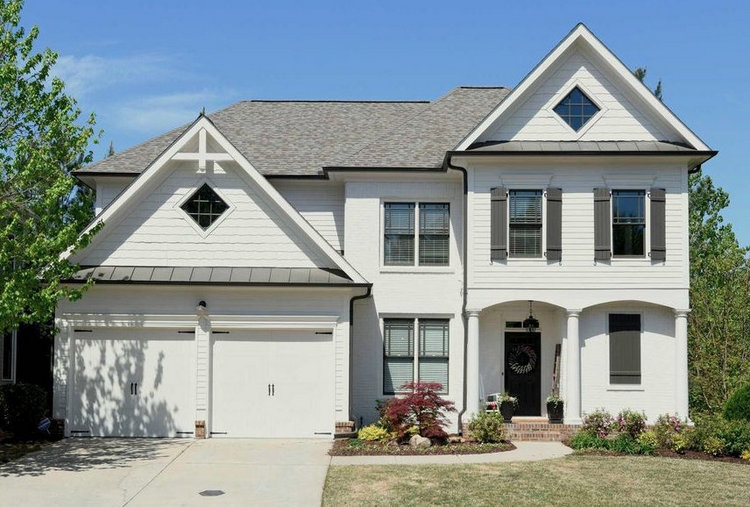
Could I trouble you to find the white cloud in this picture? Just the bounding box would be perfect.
[54,54,173,97]
[113,91,229,134]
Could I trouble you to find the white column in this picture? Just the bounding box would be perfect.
[674,309,690,419]
[565,309,582,425]
[466,309,481,419]
[195,305,211,438]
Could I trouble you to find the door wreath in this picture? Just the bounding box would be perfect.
[508,344,537,374]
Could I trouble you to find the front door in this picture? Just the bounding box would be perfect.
[504,332,541,416]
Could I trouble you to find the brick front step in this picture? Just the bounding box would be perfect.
[504,421,578,442]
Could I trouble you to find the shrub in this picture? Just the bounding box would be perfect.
[637,431,658,455]
[582,409,614,438]
[381,382,456,441]
[741,448,750,461]
[615,409,647,438]
[610,433,642,454]
[691,414,750,457]
[0,383,48,439]
[653,414,687,450]
[570,430,608,450]
[468,410,506,443]
[723,384,750,422]
[357,424,392,442]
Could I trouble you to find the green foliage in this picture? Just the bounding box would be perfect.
[582,409,614,438]
[0,0,98,334]
[467,410,506,443]
[722,384,750,421]
[0,382,47,438]
[688,170,750,415]
[637,431,658,454]
[741,448,750,461]
[690,414,750,457]
[615,409,647,438]
[357,424,392,442]
[380,382,456,441]
[653,414,688,450]
[609,433,643,454]
[570,430,608,450]
[633,67,663,101]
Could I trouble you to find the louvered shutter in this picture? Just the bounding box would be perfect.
[594,187,611,261]
[650,188,666,261]
[490,187,508,261]
[546,187,563,261]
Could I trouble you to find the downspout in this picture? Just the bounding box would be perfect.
[445,153,470,433]
[349,285,372,429]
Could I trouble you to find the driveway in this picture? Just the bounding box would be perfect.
[0,438,332,506]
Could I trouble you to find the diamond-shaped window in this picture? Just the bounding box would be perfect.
[553,87,600,131]
[181,184,229,229]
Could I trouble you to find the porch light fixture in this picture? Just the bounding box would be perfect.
[523,300,539,333]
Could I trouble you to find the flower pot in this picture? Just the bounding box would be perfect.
[500,400,515,423]
[547,401,564,424]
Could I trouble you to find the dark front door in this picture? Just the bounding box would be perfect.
[504,332,541,416]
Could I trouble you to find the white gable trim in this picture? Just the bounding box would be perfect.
[69,115,368,284]
[456,24,711,151]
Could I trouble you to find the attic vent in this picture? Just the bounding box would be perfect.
[553,87,599,131]
[181,184,229,229]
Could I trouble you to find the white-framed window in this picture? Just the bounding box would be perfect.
[383,318,449,394]
[509,189,543,257]
[609,313,641,384]
[1,329,17,382]
[612,190,646,257]
[383,202,450,266]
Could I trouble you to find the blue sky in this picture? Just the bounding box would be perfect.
[22,0,750,247]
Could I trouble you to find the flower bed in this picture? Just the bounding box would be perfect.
[329,438,514,456]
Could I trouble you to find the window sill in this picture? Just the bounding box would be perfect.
[380,266,455,274]
[606,386,644,392]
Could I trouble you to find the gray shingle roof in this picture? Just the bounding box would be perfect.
[66,266,362,286]
[78,87,510,177]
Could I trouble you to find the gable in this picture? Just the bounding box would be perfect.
[459,24,711,151]
[70,118,368,283]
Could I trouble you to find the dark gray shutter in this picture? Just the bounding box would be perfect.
[545,187,563,261]
[594,187,611,261]
[609,314,641,384]
[650,188,666,261]
[490,187,507,261]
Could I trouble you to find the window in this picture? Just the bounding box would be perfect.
[612,190,645,257]
[181,184,229,229]
[553,87,600,131]
[1,329,16,382]
[383,318,449,394]
[384,203,449,266]
[609,314,641,384]
[509,190,543,257]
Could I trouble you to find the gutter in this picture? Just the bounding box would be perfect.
[444,153,470,433]
[349,284,373,429]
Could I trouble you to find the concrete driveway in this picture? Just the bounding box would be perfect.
[0,438,332,506]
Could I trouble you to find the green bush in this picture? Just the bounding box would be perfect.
[609,433,643,454]
[357,424,392,442]
[582,409,614,438]
[691,414,750,457]
[615,409,647,438]
[637,431,658,455]
[0,383,48,439]
[468,410,506,443]
[723,384,750,422]
[653,414,687,450]
[570,430,608,450]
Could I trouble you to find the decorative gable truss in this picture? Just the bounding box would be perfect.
[66,115,368,284]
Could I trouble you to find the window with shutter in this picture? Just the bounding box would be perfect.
[650,188,666,261]
[609,314,641,384]
[490,187,508,261]
[546,187,563,261]
[612,190,646,257]
[509,190,543,257]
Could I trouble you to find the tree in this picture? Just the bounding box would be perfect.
[634,67,662,101]
[688,170,750,413]
[0,0,98,335]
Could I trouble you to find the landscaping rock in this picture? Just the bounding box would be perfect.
[409,435,431,448]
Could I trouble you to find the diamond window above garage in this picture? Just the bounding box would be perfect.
[181,184,229,229]
[553,87,600,131]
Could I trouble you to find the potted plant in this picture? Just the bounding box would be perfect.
[546,393,564,424]
[499,392,518,423]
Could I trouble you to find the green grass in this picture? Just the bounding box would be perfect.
[323,455,750,506]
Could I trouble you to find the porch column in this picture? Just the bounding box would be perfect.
[466,309,481,418]
[565,309,582,425]
[195,304,211,438]
[674,309,690,419]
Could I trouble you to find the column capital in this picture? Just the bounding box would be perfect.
[566,309,582,318]
[674,309,691,318]
[465,309,481,318]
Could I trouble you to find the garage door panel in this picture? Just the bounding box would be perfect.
[212,330,334,438]
[71,329,194,437]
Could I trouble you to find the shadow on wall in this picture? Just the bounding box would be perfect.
[67,328,193,438]
[0,438,187,477]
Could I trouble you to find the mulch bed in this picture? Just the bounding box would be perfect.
[568,445,749,465]
[329,439,515,456]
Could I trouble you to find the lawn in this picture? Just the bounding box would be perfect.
[323,455,750,506]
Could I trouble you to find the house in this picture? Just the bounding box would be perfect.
[52,24,715,438]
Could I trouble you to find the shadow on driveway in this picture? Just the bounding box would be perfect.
[0,438,188,477]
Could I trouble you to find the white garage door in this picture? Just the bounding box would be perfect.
[70,328,195,437]
[211,329,334,438]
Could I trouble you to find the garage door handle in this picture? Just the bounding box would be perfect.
[271,384,275,396]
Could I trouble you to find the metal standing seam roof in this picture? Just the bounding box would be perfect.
[66,266,363,286]
[76,87,511,177]
[466,140,702,152]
